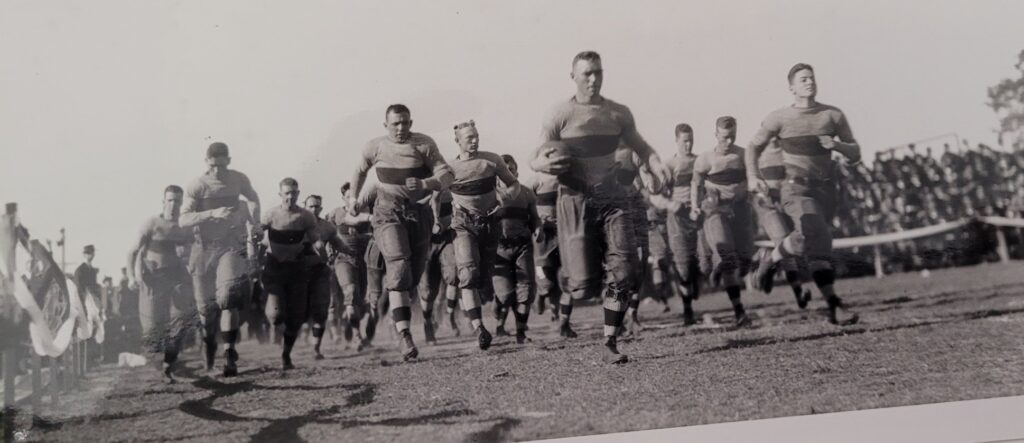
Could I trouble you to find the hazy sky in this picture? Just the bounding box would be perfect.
[2,0,1022,276]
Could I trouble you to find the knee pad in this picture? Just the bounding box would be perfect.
[456,264,479,289]
[218,276,250,310]
[811,268,835,287]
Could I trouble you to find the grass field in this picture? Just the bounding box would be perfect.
[6,262,1024,442]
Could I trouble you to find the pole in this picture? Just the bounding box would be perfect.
[996,227,1010,263]
[2,348,15,409]
[31,352,41,413]
[48,356,59,407]
[874,245,884,279]
[59,228,66,273]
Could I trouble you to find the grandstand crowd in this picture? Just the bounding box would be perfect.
[827,142,1024,276]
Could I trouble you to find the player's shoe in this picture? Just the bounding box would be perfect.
[515,329,531,344]
[796,289,812,309]
[222,349,239,377]
[162,361,176,384]
[682,309,697,326]
[476,326,493,350]
[829,304,859,326]
[559,322,578,338]
[400,330,419,361]
[753,251,779,294]
[603,336,628,364]
[494,325,510,337]
[424,319,437,345]
[282,353,295,370]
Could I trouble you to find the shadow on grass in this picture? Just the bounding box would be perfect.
[695,306,1024,354]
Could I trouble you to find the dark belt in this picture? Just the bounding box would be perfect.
[558,174,618,195]
[787,176,833,186]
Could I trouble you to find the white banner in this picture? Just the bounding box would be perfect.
[755,216,1021,250]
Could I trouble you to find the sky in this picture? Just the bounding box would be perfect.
[1,0,1023,277]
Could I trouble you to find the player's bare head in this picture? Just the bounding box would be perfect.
[279,177,300,207]
[384,104,413,142]
[205,142,231,167]
[304,194,323,216]
[675,123,694,153]
[501,154,518,178]
[715,116,737,145]
[453,120,479,155]
[571,51,603,99]
[163,185,184,217]
[787,63,816,98]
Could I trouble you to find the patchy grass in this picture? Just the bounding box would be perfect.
[18,262,1024,442]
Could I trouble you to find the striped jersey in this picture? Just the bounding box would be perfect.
[496,183,537,239]
[181,169,259,242]
[449,151,516,215]
[748,103,855,180]
[541,96,639,187]
[758,139,787,188]
[693,144,747,202]
[137,215,188,271]
[668,153,698,205]
[260,205,318,263]
[355,133,452,203]
[527,173,559,221]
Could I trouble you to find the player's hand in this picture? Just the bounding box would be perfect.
[818,135,836,150]
[432,223,442,235]
[406,177,424,191]
[348,197,361,216]
[748,178,769,195]
[128,278,139,291]
[343,304,356,321]
[535,146,571,175]
[645,157,669,194]
[689,207,702,221]
[209,207,234,220]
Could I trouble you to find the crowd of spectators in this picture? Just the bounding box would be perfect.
[830,142,1024,275]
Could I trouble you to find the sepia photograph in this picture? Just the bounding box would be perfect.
[2,1,1024,442]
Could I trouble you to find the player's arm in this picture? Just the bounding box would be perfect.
[428,191,443,232]
[746,117,780,193]
[179,185,231,228]
[494,154,518,187]
[620,108,667,191]
[690,155,710,219]
[526,190,540,233]
[125,219,152,286]
[238,173,261,226]
[531,107,570,174]
[420,140,455,191]
[822,112,862,164]
[350,142,376,213]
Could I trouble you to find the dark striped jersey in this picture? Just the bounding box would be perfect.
[748,103,855,181]
[668,153,697,205]
[758,139,787,189]
[693,144,747,202]
[449,151,516,215]
[327,205,372,258]
[260,205,318,263]
[496,183,537,239]
[431,190,454,229]
[181,169,259,242]
[614,145,643,195]
[526,173,559,221]
[356,133,452,203]
[136,215,188,271]
[541,96,638,187]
